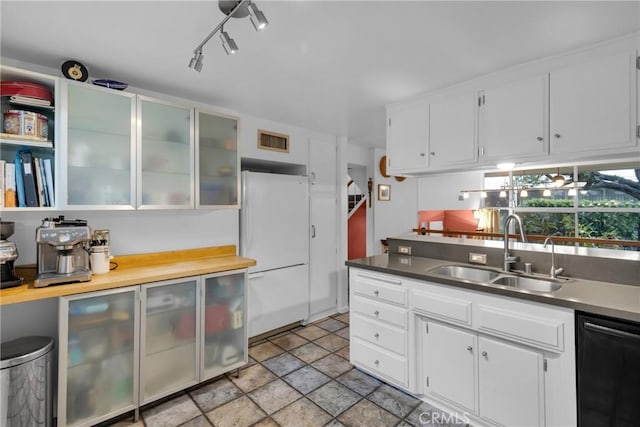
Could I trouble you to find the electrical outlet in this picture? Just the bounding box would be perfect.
[469,253,487,264]
[398,246,411,255]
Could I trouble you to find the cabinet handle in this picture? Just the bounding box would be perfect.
[430,152,435,156]
[419,152,426,157]
[374,290,379,296]
[374,310,379,316]
[466,346,473,352]
[536,137,543,142]
[481,351,488,358]
[554,133,561,139]
[374,333,379,339]
[374,360,379,366]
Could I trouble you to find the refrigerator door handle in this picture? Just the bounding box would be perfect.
[311,225,316,238]
[242,173,252,251]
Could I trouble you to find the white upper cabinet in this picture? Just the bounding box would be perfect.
[386,100,429,174]
[478,75,549,163]
[428,92,477,169]
[549,51,638,157]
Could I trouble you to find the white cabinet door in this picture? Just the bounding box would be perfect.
[423,321,476,412]
[386,100,429,173]
[478,336,545,427]
[478,75,548,163]
[550,51,637,156]
[428,93,477,168]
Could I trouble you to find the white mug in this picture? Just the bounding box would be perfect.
[90,246,110,274]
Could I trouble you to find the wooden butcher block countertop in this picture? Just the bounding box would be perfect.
[0,245,256,305]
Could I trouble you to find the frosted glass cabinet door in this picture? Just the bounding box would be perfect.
[63,82,136,208]
[58,287,139,427]
[138,97,194,208]
[201,271,247,380]
[140,278,199,403]
[196,110,239,208]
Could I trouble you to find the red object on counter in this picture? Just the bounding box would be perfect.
[1,81,53,102]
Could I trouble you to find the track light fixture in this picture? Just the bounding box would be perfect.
[188,0,268,71]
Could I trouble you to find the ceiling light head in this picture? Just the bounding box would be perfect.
[188,50,204,72]
[499,189,507,198]
[568,187,577,196]
[220,30,238,54]
[542,189,551,197]
[520,187,528,198]
[480,191,488,198]
[248,2,268,31]
[552,168,566,187]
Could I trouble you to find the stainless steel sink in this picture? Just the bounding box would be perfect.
[429,265,501,283]
[491,275,562,292]
[428,264,563,293]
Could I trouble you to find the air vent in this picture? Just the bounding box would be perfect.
[258,129,289,153]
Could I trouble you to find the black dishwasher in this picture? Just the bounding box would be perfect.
[576,312,640,427]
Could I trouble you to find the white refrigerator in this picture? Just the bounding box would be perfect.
[240,171,310,337]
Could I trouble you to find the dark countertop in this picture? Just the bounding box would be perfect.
[347,254,640,323]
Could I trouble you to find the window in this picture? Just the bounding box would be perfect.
[483,162,640,251]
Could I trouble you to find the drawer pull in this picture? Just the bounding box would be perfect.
[481,351,488,358]
[374,310,379,316]
[374,360,379,366]
[374,290,379,296]
[374,333,379,339]
[466,346,473,352]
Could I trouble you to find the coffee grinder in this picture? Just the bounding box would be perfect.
[0,221,23,289]
[34,216,92,288]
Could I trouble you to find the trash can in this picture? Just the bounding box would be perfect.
[1,336,54,427]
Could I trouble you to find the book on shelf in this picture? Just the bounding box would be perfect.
[4,162,16,207]
[0,160,4,209]
[17,150,38,207]
[43,158,55,207]
[34,158,46,207]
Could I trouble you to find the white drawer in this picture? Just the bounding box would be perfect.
[477,304,565,352]
[351,296,408,329]
[411,288,472,327]
[351,337,408,388]
[351,313,407,355]
[352,271,407,306]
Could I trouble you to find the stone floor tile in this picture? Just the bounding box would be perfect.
[311,353,353,378]
[290,342,330,363]
[248,379,302,415]
[324,420,347,427]
[205,396,266,427]
[248,341,285,362]
[333,313,350,324]
[307,381,361,417]
[189,377,243,412]
[336,368,382,396]
[335,345,350,360]
[334,327,350,339]
[228,364,277,393]
[282,365,332,394]
[262,352,306,377]
[367,383,422,418]
[295,325,330,341]
[270,332,309,351]
[177,415,212,427]
[271,397,333,427]
[337,399,399,427]
[314,334,349,352]
[142,393,202,427]
[315,318,348,332]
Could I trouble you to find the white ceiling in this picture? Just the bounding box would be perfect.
[2,1,639,148]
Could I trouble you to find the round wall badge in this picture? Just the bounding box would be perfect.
[61,60,88,82]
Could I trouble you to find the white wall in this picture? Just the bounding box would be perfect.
[417,171,485,210]
[373,148,418,254]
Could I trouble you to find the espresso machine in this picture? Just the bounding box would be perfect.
[34,216,92,288]
[1,221,23,289]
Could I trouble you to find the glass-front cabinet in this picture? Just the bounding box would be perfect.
[201,270,247,379]
[138,96,194,209]
[140,278,199,404]
[58,287,139,427]
[61,81,136,208]
[196,110,239,208]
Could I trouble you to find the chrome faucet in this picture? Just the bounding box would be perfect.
[503,214,527,272]
[543,236,564,279]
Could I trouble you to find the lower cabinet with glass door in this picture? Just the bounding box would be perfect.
[58,269,247,426]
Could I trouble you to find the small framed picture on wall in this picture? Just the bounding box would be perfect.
[378,184,391,201]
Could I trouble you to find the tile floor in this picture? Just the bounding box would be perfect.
[108,312,469,427]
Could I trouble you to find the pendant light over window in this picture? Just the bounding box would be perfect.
[552,168,566,188]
